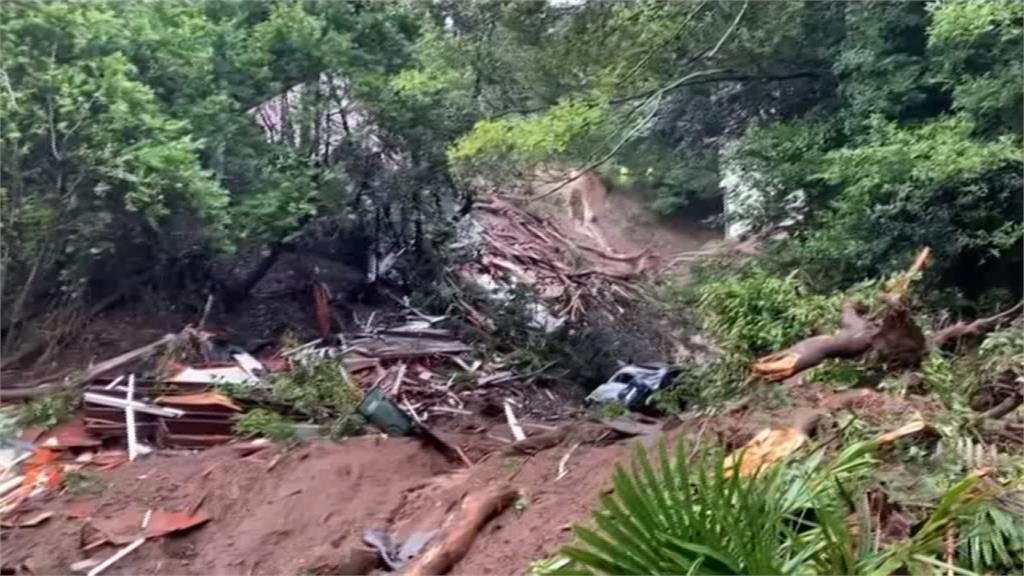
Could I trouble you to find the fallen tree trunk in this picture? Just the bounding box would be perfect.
[752,299,927,382]
[979,389,1023,421]
[752,303,875,381]
[502,426,568,455]
[220,241,284,311]
[403,484,517,576]
[752,248,933,382]
[2,333,179,402]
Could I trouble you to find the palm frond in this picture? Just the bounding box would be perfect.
[958,496,1024,573]
[555,436,996,576]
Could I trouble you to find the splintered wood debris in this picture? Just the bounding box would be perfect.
[3,310,562,481]
[466,195,649,322]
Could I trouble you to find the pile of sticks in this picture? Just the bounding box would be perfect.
[470,196,648,321]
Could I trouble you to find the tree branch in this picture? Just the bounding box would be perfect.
[751,248,932,382]
[707,0,749,60]
[931,301,1024,350]
[615,0,711,88]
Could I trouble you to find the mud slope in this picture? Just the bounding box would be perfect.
[2,431,634,576]
[3,438,452,575]
[530,174,722,270]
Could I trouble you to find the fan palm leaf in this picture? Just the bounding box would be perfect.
[557,437,989,576]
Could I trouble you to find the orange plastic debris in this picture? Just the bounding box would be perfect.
[145,510,212,539]
[22,449,62,492]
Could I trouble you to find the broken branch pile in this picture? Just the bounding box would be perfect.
[466,195,649,322]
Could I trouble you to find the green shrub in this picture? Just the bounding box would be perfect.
[805,359,866,389]
[696,272,841,356]
[656,353,752,413]
[271,358,364,438]
[598,402,628,419]
[959,504,1024,574]
[234,409,298,443]
[921,352,976,431]
[977,326,1024,381]
[0,413,18,444]
[16,392,73,429]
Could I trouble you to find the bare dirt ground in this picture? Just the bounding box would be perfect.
[1,383,940,576]
[0,422,631,575]
[593,187,721,264]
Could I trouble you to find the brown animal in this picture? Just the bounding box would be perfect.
[565,170,607,224]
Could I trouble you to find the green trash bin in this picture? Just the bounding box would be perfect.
[358,385,414,436]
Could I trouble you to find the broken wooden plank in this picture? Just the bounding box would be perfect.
[83,393,184,418]
[344,335,471,360]
[155,392,242,412]
[168,366,258,386]
[84,334,178,382]
[232,352,264,378]
[556,442,582,481]
[126,374,139,461]
[87,538,145,576]
[503,427,568,456]
[504,400,527,442]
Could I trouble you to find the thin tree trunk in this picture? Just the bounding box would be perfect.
[222,242,283,309]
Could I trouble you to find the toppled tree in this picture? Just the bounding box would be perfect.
[751,249,1022,384]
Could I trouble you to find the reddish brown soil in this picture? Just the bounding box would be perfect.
[1,382,953,576]
[596,188,721,263]
[529,179,721,270]
[0,423,638,576]
[2,438,450,575]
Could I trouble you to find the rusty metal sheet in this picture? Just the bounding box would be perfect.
[155,392,241,412]
[35,419,101,450]
[90,509,211,544]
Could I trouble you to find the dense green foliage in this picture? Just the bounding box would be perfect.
[2,0,1019,352]
[234,407,298,443]
[1,0,457,349]
[270,357,365,437]
[14,391,73,428]
[730,1,1022,299]
[225,356,365,439]
[695,272,845,356]
[656,351,750,412]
